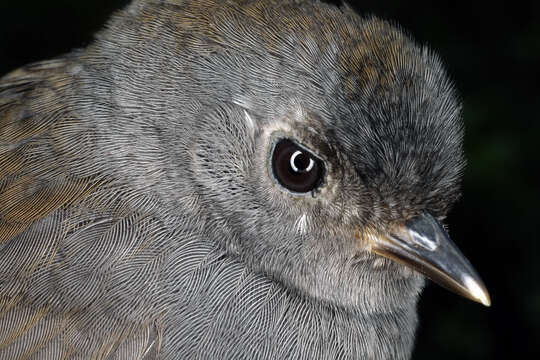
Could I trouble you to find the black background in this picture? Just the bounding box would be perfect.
[0,1,538,359]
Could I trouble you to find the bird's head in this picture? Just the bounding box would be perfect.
[112,0,490,313]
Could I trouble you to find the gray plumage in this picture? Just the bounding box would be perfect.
[0,0,470,359]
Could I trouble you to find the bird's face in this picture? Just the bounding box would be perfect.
[191,93,488,312]
[146,1,491,312]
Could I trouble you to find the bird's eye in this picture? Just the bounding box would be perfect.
[271,139,325,194]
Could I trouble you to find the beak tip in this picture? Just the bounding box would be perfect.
[477,293,491,307]
[480,294,492,307]
[463,275,491,307]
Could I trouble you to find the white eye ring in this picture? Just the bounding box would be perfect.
[290,150,315,173]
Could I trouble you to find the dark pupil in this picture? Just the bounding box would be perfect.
[293,153,311,172]
[271,139,324,193]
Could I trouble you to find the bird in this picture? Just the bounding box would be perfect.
[0,0,490,359]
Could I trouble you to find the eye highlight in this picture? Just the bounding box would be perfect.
[271,139,325,194]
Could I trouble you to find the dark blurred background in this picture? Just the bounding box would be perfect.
[0,1,537,359]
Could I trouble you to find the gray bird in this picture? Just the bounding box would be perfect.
[0,0,490,359]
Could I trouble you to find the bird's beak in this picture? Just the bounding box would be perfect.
[366,212,491,306]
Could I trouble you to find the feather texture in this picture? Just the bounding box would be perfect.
[0,0,467,358]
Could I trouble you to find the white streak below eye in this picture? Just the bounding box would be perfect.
[290,151,314,172]
[295,213,309,235]
[141,340,156,358]
[243,110,255,135]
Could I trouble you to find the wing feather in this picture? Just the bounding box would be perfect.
[0,60,162,359]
